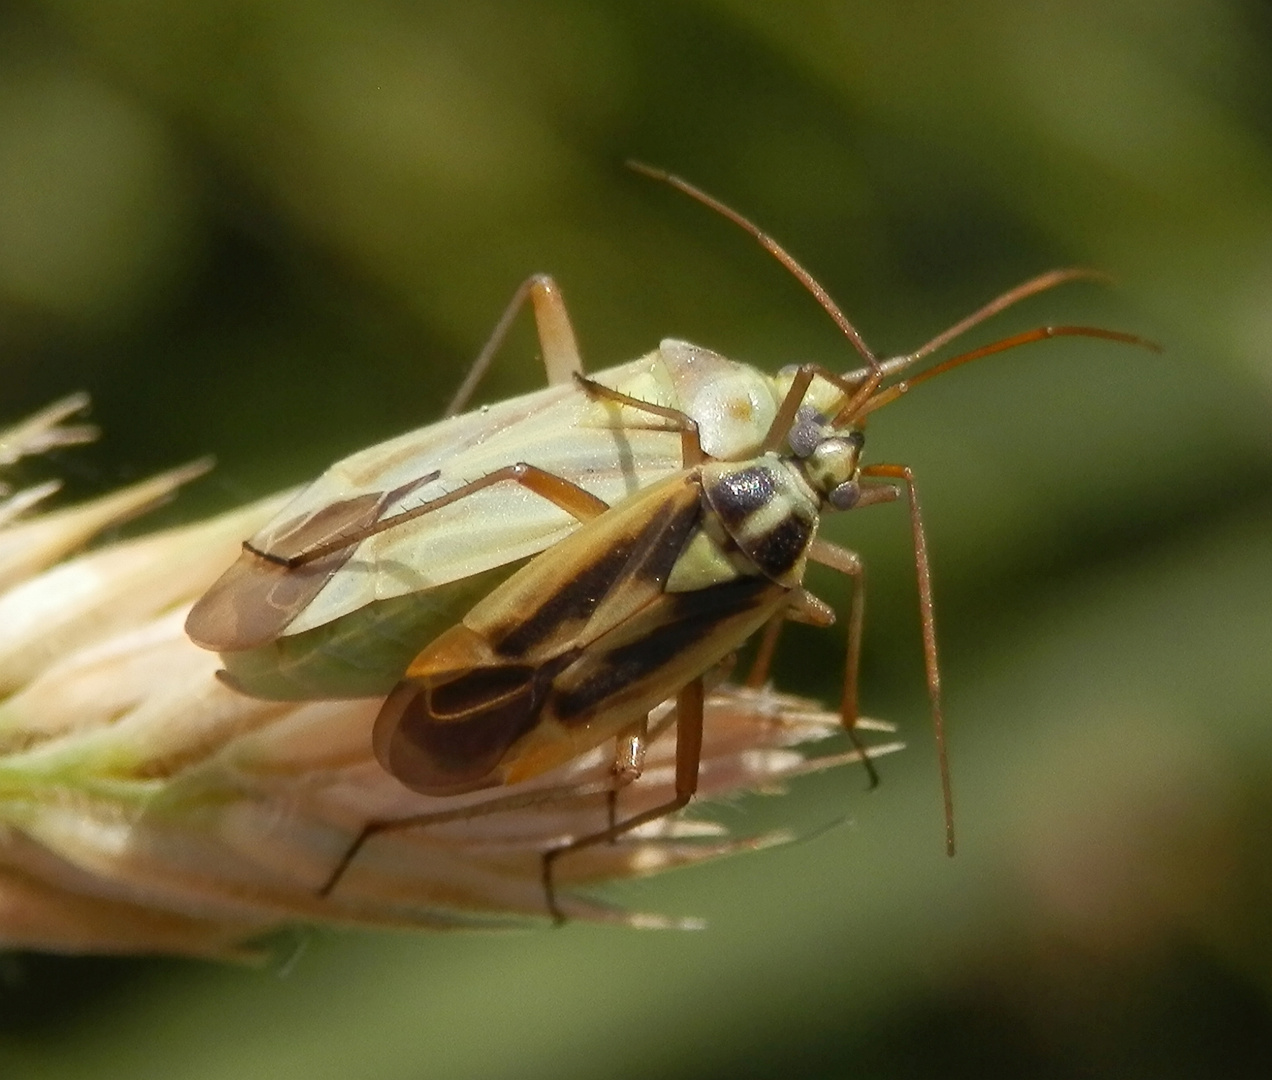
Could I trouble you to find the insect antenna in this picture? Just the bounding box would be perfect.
[889,268,1112,369]
[855,324,1161,420]
[627,165,1160,427]
[626,161,883,375]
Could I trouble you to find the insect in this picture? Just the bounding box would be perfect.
[186,290,803,699]
[312,167,1155,919]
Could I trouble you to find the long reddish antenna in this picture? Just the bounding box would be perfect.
[898,269,1112,370]
[627,161,882,372]
[857,325,1161,418]
[627,163,1156,420]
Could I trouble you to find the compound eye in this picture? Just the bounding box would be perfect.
[829,480,861,510]
[788,405,826,459]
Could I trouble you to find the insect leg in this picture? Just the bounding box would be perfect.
[316,776,624,899]
[745,592,833,687]
[860,462,955,856]
[608,717,650,832]
[744,615,784,687]
[573,375,704,468]
[806,539,879,789]
[321,668,729,900]
[605,651,727,819]
[445,274,584,417]
[761,364,881,455]
[542,677,706,924]
[280,463,610,567]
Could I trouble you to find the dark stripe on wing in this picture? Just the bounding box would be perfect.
[552,576,774,724]
[492,538,639,658]
[393,650,579,784]
[492,494,701,658]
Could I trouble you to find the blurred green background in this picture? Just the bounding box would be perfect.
[3,0,1272,1076]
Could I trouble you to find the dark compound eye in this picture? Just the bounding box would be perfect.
[787,405,826,459]
[829,480,860,510]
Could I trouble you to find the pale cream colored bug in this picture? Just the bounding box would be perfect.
[186,293,813,699]
[309,168,1155,919]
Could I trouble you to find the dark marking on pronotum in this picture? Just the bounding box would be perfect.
[746,511,814,580]
[707,465,777,531]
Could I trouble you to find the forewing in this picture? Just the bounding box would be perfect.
[377,474,707,793]
[461,473,704,662]
[373,623,580,795]
[546,575,783,738]
[280,355,689,636]
[185,490,402,650]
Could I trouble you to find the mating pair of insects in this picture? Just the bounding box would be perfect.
[187,166,1151,920]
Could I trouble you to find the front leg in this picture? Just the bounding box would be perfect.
[861,461,954,856]
[806,538,878,789]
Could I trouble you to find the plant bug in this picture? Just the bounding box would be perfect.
[314,168,1156,919]
[186,287,805,699]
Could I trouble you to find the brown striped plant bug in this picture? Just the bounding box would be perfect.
[313,168,1157,920]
